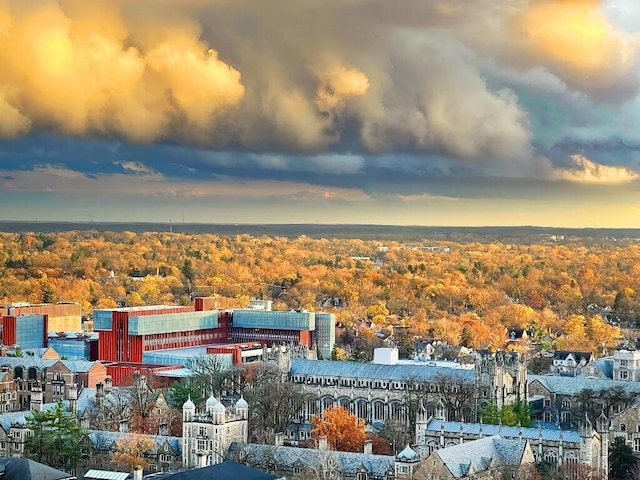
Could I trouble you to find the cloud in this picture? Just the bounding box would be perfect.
[0,0,636,185]
[510,0,640,100]
[554,154,639,184]
[115,161,157,175]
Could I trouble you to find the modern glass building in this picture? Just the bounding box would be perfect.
[230,309,335,357]
[0,314,47,349]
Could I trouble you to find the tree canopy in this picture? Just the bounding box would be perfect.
[24,402,87,472]
[311,405,367,452]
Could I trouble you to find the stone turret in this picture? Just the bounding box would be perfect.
[182,396,195,422]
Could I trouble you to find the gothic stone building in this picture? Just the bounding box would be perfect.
[288,351,527,428]
[415,414,609,479]
[181,394,249,468]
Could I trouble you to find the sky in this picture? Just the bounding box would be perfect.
[0,0,640,227]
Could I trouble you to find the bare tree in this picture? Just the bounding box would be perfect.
[434,373,476,421]
[244,364,312,444]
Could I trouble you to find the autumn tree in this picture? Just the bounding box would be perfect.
[311,405,367,452]
[112,434,156,471]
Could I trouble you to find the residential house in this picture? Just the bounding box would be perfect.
[549,351,598,377]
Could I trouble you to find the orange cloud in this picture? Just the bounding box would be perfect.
[513,0,638,94]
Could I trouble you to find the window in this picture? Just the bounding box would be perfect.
[621,424,627,432]
[635,439,640,453]
[198,427,206,437]
[561,412,571,424]
[620,371,629,380]
[561,399,571,409]
[293,465,303,475]
[544,399,550,407]
[356,471,368,480]
[621,360,629,367]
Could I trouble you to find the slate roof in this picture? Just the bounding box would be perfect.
[89,430,182,456]
[0,457,74,480]
[159,462,279,480]
[0,357,100,374]
[0,357,57,369]
[425,419,582,443]
[290,359,475,383]
[552,351,593,363]
[435,435,528,478]
[595,358,614,379]
[528,374,640,396]
[232,443,394,477]
[61,360,100,372]
[77,387,97,417]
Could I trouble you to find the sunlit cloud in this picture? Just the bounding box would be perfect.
[554,154,639,184]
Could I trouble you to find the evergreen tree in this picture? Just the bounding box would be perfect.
[25,402,87,472]
[481,402,501,424]
[609,436,639,480]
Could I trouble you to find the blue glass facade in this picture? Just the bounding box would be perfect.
[93,310,113,331]
[314,313,336,359]
[15,314,46,349]
[232,310,316,331]
[128,311,219,335]
[48,338,92,360]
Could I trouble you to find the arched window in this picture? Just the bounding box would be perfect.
[543,450,558,464]
[27,368,37,380]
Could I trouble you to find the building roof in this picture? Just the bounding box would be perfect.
[61,360,101,373]
[595,357,614,379]
[0,457,74,480]
[396,445,419,462]
[89,430,182,456]
[290,359,475,383]
[0,356,57,370]
[528,374,640,396]
[552,351,593,363]
[232,443,395,477]
[159,462,279,480]
[435,435,528,478]
[84,469,132,480]
[424,419,582,443]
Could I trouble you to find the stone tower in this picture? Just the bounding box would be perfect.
[475,351,527,412]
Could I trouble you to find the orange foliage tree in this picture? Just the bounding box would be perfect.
[311,405,366,452]
[112,434,155,470]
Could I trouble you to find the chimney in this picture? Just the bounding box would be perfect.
[318,436,328,451]
[197,451,207,468]
[104,376,112,393]
[30,385,43,412]
[133,465,143,480]
[274,432,284,447]
[363,439,373,454]
[68,383,78,414]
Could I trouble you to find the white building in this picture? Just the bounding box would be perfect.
[613,347,640,382]
[182,394,248,468]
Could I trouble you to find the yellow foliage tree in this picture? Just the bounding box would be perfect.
[112,434,155,470]
[311,405,366,452]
